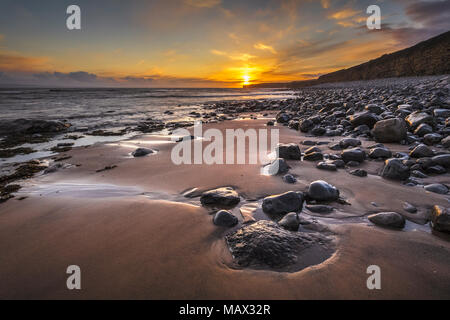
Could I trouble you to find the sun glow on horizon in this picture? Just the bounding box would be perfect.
[243,75,250,86]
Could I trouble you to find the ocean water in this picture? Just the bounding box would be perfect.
[0,88,295,131]
[0,88,294,164]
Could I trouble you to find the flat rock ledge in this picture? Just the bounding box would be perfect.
[225,220,334,272]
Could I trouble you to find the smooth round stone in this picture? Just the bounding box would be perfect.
[278,212,300,231]
[368,212,405,229]
[213,210,238,227]
[349,169,367,177]
[305,205,334,214]
[307,180,340,202]
[316,161,337,171]
[424,183,449,194]
[403,202,417,213]
[132,148,154,157]
[282,174,297,184]
[262,191,304,215]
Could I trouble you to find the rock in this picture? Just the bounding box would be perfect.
[311,126,326,136]
[132,147,154,157]
[414,123,433,137]
[349,169,367,177]
[441,136,450,148]
[305,205,334,214]
[213,210,238,227]
[371,118,407,143]
[430,205,450,233]
[341,148,366,163]
[278,212,300,231]
[405,111,434,129]
[369,147,392,159]
[282,174,297,184]
[368,212,405,229]
[200,187,240,206]
[264,158,290,175]
[365,104,384,114]
[316,161,337,171]
[225,220,332,269]
[339,138,361,149]
[307,180,340,202]
[403,202,417,213]
[381,158,410,180]
[423,133,442,146]
[432,154,450,168]
[276,113,291,123]
[433,109,450,118]
[350,112,379,128]
[424,183,449,194]
[299,119,314,132]
[303,152,323,161]
[276,143,301,160]
[262,191,304,215]
[410,144,434,158]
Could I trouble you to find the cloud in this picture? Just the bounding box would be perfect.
[184,0,221,8]
[210,49,255,61]
[0,52,50,72]
[320,0,331,9]
[329,8,360,20]
[254,43,277,54]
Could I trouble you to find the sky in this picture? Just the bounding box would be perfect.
[0,0,449,87]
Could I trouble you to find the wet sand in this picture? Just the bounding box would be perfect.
[0,118,449,299]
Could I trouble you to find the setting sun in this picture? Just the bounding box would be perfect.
[243,75,250,85]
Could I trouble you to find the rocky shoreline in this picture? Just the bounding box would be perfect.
[0,75,449,298]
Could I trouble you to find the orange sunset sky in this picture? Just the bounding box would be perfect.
[0,0,449,87]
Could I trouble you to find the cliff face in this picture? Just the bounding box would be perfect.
[318,31,450,83]
[244,31,450,88]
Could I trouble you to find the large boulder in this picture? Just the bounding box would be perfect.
[132,148,154,157]
[341,148,366,163]
[432,154,450,168]
[371,118,407,143]
[339,138,361,149]
[200,187,240,206]
[430,205,450,233]
[368,212,405,229]
[349,112,379,128]
[424,184,449,194]
[307,180,340,202]
[276,143,301,160]
[213,210,238,227]
[381,158,410,180]
[405,111,434,129]
[225,220,332,270]
[369,147,392,159]
[262,191,304,215]
[409,144,434,158]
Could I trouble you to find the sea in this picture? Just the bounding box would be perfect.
[0,87,295,163]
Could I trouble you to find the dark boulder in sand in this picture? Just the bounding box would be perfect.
[282,174,297,184]
[306,205,334,214]
[424,183,448,194]
[410,144,434,158]
[341,147,366,163]
[381,158,410,180]
[349,169,367,177]
[441,136,450,148]
[316,161,337,171]
[132,148,154,157]
[278,212,300,231]
[339,138,361,149]
[307,180,340,202]
[414,123,433,137]
[299,119,314,132]
[0,119,71,136]
[403,202,417,213]
[369,147,392,159]
[200,187,240,207]
[262,191,304,215]
[350,112,379,128]
[430,205,450,233]
[276,143,301,160]
[372,118,407,143]
[423,133,442,146]
[226,220,332,270]
[368,212,405,229]
[432,154,450,168]
[303,152,323,161]
[213,210,238,227]
[405,111,434,129]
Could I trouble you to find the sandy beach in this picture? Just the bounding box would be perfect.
[1,112,449,299]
